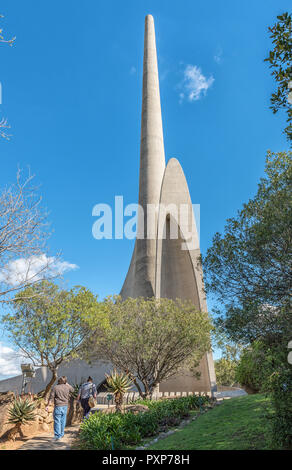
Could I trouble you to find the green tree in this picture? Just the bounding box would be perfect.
[235,340,271,393]
[215,358,237,387]
[3,281,101,398]
[203,151,292,346]
[86,296,212,399]
[265,12,292,143]
[203,151,292,447]
[213,332,242,387]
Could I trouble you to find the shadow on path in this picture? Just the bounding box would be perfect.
[19,425,80,451]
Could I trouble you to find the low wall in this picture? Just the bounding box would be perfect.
[96,390,212,405]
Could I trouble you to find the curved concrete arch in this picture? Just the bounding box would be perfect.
[155,158,201,306]
[158,214,200,307]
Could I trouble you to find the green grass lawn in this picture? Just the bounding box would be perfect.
[148,394,276,450]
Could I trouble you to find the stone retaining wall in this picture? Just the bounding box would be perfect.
[0,392,82,441]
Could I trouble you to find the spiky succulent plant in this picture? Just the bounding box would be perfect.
[7,397,36,427]
[105,370,133,412]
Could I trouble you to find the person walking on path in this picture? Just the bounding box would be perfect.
[47,376,73,441]
[77,376,97,417]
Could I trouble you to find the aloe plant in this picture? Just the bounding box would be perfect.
[105,370,133,412]
[7,397,36,436]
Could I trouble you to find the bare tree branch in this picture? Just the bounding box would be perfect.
[0,14,15,139]
[0,169,62,302]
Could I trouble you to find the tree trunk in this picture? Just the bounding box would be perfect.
[144,389,153,400]
[43,368,57,400]
[115,392,123,413]
[16,422,24,438]
[142,381,154,400]
[127,373,144,399]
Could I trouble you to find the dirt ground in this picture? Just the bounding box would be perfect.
[0,431,42,450]
[0,424,80,451]
[0,422,54,450]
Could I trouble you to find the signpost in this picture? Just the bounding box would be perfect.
[106,393,113,408]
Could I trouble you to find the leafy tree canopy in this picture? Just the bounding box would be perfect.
[86,296,212,399]
[203,151,292,346]
[265,12,292,142]
[3,281,103,396]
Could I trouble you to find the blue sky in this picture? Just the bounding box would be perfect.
[0,0,290,377]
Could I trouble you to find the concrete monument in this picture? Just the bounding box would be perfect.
[121,15,216,394]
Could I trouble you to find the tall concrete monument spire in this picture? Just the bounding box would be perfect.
[139,14,165,210]
[121,15,217,394]
[121,15,166,298]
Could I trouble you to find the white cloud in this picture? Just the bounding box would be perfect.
[0,254,78,287]
[0,342,24,378]
[179,64,214,102]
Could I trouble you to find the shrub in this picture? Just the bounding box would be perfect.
[7,397,36,437]
[215,358,237,386]
[8,397,36,425]
[235,341,272,393]
[79,395,210,449]
[264,350,292,449]
[236,341,292,449]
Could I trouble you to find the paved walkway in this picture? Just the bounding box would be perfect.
[214,389,247,399]
[18,405,111,450]
[19,424,80,451]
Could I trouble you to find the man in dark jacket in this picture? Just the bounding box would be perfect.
[47,376,73,441]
